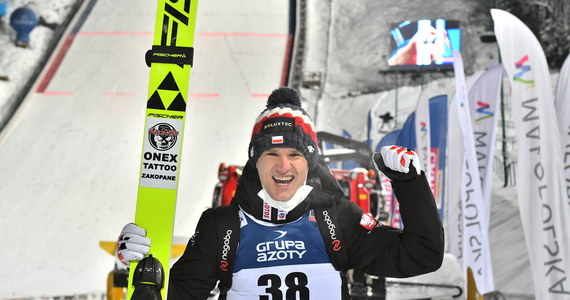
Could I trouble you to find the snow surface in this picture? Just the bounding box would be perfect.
[0,0,555,299]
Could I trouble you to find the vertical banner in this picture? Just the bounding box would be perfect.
[398,112,417,150]
[492,8,570,299]
[429,95,448,219]
[467,65,504,229]
[394,113,416,229]
[377,129,402,152]
[453,50,495,294]
[415,89,433,192]
[446,94,464,261]
[378,129,402,227]
[556,54,570,209]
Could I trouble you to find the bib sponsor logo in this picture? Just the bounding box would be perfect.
[256,240,307,262]
[323,210,342,251]
[274,230,287,240]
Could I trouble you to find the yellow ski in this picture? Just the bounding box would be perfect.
[127,0,198,298]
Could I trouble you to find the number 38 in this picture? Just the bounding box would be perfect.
[258,272,309,300]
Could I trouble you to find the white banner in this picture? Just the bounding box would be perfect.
[453,50,495,294]
[556,54,570,210]
[446,94,464,260]
[415,88,433,190]
[468,64,504,229]
[492,8,570,299]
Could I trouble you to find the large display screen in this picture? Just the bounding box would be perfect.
[388,19,461,70]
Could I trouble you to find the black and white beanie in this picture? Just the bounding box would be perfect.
[248,87,319,170]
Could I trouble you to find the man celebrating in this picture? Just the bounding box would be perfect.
[118,87,444,299]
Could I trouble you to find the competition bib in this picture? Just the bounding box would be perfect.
[227,210,342,299]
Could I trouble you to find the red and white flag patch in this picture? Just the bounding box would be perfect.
[360,213,378,230]
[272,135,284,144]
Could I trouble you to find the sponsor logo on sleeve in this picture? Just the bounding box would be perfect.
[360,213,378,230]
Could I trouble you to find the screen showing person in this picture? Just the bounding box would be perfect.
[388,19,461,70]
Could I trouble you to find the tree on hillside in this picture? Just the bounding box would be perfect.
[499,0,570,69]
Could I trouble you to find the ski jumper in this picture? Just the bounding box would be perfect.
[168,158,444,299]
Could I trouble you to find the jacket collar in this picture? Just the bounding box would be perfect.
[233,158,344,224]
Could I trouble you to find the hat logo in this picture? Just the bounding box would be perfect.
[262,117,295,134]
[307,145,315,153]
[272,136,284,144]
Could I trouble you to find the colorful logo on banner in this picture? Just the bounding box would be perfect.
[474,101,494,122]
[420,121,427,138]
[513,55,535,87]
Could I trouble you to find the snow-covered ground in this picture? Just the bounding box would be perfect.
[0,0,561,299]
[0,0,79,128]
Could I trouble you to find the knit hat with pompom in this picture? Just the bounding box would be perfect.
[248,87,318,170]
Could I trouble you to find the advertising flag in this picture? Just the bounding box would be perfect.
[391,113,416,229]
[378,129,402,227]
[415,89,433,191]
[446,94,464,261]
[468,64,504,229]
[398,112,416,150]
[377,129,402,152]
[492,8,570,299]
[429,95,448,219]
[556,54,570,209]
[453,50,495,293]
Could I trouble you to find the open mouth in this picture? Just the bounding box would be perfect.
[273,175,294,185]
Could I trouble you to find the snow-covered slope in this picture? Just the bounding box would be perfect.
[0,0,289,297]
[0,0,548,299]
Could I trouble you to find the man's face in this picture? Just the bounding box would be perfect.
[257,147,309,202]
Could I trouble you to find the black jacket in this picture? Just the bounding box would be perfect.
[168,158,444,299]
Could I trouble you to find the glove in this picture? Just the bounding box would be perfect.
[373,145,422,181]
[117,223,151,267]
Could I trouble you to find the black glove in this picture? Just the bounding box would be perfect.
[373,145,422,182]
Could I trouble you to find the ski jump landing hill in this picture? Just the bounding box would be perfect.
[0,0,293,297]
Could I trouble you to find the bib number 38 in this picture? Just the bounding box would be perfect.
[258,272,309,300]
